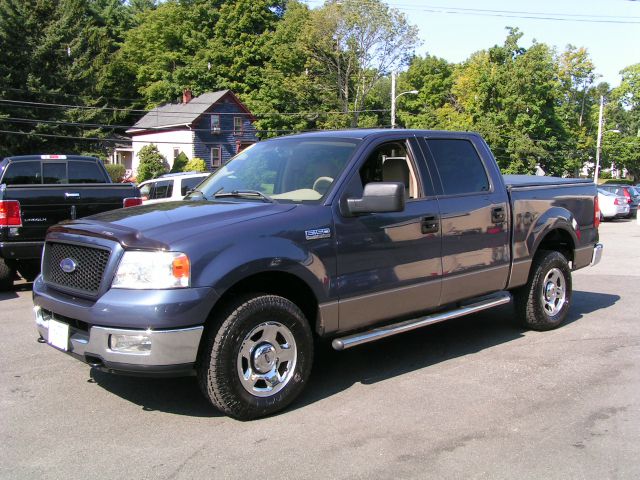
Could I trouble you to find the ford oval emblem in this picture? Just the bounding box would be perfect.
[60,258,77,274]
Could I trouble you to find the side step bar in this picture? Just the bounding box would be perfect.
[331,292,512,351]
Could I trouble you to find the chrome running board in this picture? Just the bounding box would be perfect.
[331,292,512,351]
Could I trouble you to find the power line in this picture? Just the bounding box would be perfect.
[302,0,640,24]
[0,98,389,117]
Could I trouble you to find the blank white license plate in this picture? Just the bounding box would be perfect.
[48,319,69,351]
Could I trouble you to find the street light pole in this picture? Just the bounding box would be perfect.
[390,71,418,129]
[594,96,604,184]
[391,72,396,129]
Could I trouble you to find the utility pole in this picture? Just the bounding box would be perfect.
[594,95,604,185]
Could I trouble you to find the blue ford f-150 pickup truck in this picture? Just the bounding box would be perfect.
[33,130,603,419]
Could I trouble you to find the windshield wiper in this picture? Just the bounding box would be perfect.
[213,189,275,203]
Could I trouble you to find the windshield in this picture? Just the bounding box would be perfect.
[189,137,359,203]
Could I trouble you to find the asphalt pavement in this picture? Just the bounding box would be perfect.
[1,219,639,479]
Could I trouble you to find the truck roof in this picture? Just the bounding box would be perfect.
[2,155,100,162]
[282,129,482,140]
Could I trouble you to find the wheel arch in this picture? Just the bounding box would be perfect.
[197,270,322,364]
[527,208,579,264]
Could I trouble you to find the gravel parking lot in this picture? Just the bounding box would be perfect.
[1,220,639,480]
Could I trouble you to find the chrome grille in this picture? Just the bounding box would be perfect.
[43,242,111,296]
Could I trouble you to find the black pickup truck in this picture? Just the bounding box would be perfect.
[32,130,603,419]
[0,155,141,289]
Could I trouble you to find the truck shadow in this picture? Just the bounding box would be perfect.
[89,290,619,418]
[293,289,620,412]
[0,281,33,300]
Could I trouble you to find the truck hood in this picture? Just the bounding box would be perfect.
[48,200,296,250]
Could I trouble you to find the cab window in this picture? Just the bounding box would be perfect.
[426,139,489,195]
[2,161,41,185]
[42,163,67,184]
[358,141,421,199]
[68,161,107,183]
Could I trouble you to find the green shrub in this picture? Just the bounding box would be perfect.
[104,163,126,183]
[136,145,168,182]
[170,152,189,173]
[603,178,633,185]
[184,157,207,172]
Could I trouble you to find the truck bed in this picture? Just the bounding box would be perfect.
[503,174,594,188]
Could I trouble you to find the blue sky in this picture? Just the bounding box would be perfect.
[306,0,640,86]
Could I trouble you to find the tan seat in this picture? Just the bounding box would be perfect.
[382,158,410,193]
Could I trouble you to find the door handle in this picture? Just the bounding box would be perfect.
[421,215,439,234]
[491,206,506,224]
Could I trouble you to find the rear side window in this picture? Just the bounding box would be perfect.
[42,162,67,184]
[426,139,490,195]
[181,176,205,196]
[2,161,41,185]
[69,161,106,183]
[152,180,173,199]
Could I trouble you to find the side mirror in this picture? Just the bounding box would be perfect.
[346,182,405,215]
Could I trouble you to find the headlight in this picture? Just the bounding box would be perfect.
[112,251,190,289]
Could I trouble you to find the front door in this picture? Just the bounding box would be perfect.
[334,136,442,333]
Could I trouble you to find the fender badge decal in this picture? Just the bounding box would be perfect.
[305,227,331,241]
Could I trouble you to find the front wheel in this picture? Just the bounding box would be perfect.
[198,294,313,420]
[514,250,572,331]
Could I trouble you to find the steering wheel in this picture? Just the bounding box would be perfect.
[312,176,334,194]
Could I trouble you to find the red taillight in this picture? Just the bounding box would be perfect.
[0,200,22,227]
[123,197,143,208]
[614,198,621,206]
[594,196,600,229]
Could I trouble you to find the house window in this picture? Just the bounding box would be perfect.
[210,114,221,134]
[211,146,222,168]
[234,117,243,135]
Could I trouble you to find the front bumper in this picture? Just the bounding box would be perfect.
[33,276,218,376]
[35,305,203,376]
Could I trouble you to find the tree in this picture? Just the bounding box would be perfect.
[184,157,207,172]
[397,55,454,129]
[0,0,140,158]
[105,163,126,182]
[170,152,189,172]
[303,0,420,126]
[136,144,168,181]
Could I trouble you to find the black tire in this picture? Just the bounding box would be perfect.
[198,294,314,420]
[514,250,572,331]
[0,258,15,291]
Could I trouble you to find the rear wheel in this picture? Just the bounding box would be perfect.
[0,258,15,291]
[515,250,572,331]
[198,294,314,420]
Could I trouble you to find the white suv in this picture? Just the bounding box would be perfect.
[138,172,210,204]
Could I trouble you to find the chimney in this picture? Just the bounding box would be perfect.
[182,89,192,104]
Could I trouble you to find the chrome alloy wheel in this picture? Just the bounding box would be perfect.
[237,321,297,397]
[541,267,566,316]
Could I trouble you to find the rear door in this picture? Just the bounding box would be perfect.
[418,136,510,304]
[334,135,443,332]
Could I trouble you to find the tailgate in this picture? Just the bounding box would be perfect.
[3,184,136,242]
